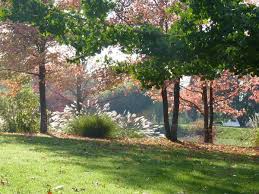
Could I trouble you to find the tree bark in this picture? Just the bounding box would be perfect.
[76,75,83,115]
[38,40,47,133]
[161,83,171,139]
[39,59,47,133]
[171,78,180,142]
[202,81,209,143]
[237,116,247,127]
[208,81,214,143]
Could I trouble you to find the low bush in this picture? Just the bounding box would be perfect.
[50,102,158,137]
[0,87,40,133]
[67,115,120,138]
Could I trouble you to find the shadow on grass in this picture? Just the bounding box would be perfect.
[0,134,258,194]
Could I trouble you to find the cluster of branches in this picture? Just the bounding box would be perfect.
[111,0,259,143]
[0,0,120,133]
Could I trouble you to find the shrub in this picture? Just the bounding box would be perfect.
[247,114,259,129]
[50,102,160,137]
[67,115,119,138]
[0,87,40,133]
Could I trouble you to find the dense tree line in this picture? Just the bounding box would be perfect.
[0,0,258,143]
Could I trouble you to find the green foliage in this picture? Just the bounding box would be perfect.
[7,0,67,39]
[114,24,188,90]
[61,0,114,60]
[67,115,119,138]
[81,0,114,19]
[0,7,8,21]
[175,0,259,76]
[0,87,40,133]
[3,0,113,59]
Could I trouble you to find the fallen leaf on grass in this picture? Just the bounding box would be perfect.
[72,187,86,192]
[0,178,8,186]
[54,185,64,191]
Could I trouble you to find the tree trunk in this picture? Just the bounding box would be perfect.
[237,116,248,127]
[171,78,180,142]
[39,61,47,133]
[208,81,214,143]
[202,81,209,143]
[161,83,171,139]
[38,39,48,133]
[76,76,83,115]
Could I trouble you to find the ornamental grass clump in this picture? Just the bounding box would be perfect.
[68,115,119,138]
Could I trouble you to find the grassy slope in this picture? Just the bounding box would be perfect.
[0,134,258,194]
[215,127,257,147]
[179,125,257,147]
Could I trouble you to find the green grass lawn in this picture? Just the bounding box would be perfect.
[0,134,258,194]
[179,125,257,147]
[215,127,257,147]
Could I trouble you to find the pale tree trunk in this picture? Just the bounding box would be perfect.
[202,81,210,143]
[76,75,83,115]
[38,40,47,133]
[171,78,180,142]
[208,81,214,143]
[161,83,171,139]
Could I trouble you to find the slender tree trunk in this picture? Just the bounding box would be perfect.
[76,76,83,115]
[202,81,209,143]
[38,40,47,133]
[161,83,171,139]
[237,116,247,127]
[208,81,214,143]
[39,60,47,133]
[171,78,180,142]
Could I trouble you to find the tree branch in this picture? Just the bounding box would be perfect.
[180,96,204,116]
[0,68,39,76]
[180,85,203,94]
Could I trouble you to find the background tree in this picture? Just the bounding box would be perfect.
[1,0,67,133]
[178,0,259,76]
[1,0,114,132]
[112,0,189,141]
[180,72,259,142]
[168,0,259,142]
[54,0,113,114]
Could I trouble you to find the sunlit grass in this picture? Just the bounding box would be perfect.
[0,134,258,194]
[215,127,257,147]
[179,125,256,147]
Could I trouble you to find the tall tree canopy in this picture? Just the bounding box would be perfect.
[0,0,114,133]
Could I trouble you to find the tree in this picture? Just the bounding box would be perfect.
[1,0,113,132]
[54,0,113,114]
[180,72,259,142]
[112,0,188,141]
[1,0,67,133]
[231,76,259,126]
[47,57,126,113]
[178,0,259,76]
[169,0,259,142]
